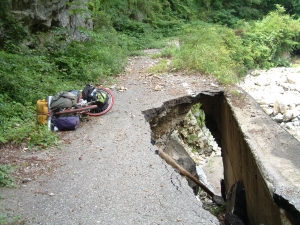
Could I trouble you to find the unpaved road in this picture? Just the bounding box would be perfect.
[0,49,220,224]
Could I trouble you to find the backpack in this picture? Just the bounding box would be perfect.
[51,116,80,131]
[50,91,77,109]
[69,90,80,101]
[95,91,110,111]
[96,91,108,103]
[82,84,95,102]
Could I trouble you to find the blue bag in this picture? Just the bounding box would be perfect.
[51,116,80,131]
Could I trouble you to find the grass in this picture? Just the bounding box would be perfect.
[0,214,26,225]
[209,202,227,217]
[147,58,171,74]
[0,165,15,187]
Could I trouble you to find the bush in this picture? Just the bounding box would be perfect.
[0,165,15,187]
[0,94,58,147]
[0,11,170,146]
[151,6,300,84]
[0,26,131,146]
[239,5,300,68]
[0,2,27,51]
[171,21,244,84]
[208,9,240,27]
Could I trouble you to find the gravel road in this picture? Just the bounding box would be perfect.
[0,49,220,224]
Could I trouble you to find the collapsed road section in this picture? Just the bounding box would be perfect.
[143,90,300,225]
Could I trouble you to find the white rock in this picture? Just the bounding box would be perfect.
[190,116,197,126]
[199,142,205,148]
[292,108,300,118]
[282,91,300,105]
[154,85,162,91]
[261,106,273,116]
[201,137,208,144]
[212,144,219,151]
[274,100,288,114]
[287,74,300,85]
[285,122,295,130]
[293,121,300,126]
[273,113,284,123]
[283,110,294,122]
[254,76,271,86]
[198,132,204,138]
[216,150,222,156]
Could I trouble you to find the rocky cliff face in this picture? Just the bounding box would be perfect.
[8,0,92,40]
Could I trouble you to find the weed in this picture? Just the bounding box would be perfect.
[170,21,243,84]
[187,134,198,144]
[0,165,15,187]
[209,202,227,217]
[191,148,197,153]
[191,103,205,127]
[229,89,242,97]
[0,214,8,225]
[0,214,26,225]
[146,58,170,74]
[149,53,161,59]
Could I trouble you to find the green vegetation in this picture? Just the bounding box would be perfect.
[0,29,128,147]
[151,6,300,84]
[174,22,242,84]
[187,134,198,144]
[191,103,206,127]
[0,1,300,149]
[0,214,25,225]
[208,202,227,217]
[240,5,300,68]
[0,165,15,187]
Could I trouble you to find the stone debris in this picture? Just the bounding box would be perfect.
[116,86,127,92]
[22,178,32,183]
[154,85,162,91]
[239,67,300,141]
[210,83,219,87]
[173,105,222,167]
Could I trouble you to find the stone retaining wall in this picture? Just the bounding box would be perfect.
[201,93,300,224]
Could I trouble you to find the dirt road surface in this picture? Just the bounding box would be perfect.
[0,49,220,224]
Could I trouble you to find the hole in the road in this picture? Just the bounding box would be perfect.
[143,92,230,221]
[143,91,300,225]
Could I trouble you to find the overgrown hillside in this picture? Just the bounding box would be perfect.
[0,0,300,149]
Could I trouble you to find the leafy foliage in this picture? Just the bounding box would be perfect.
[171,21,244,84]
[149,6,300,83]
[265,0,300,18]
[191,103,206,127]
[0,165,15,187]
[239,5,300,68]
[0,1,27,51]
[0,27,130,146]
[0,0,176,146]
[0,94,58,146]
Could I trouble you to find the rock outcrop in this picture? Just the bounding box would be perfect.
[7,0,92,40]
[151,102,221,195]
[175,104,221,166]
